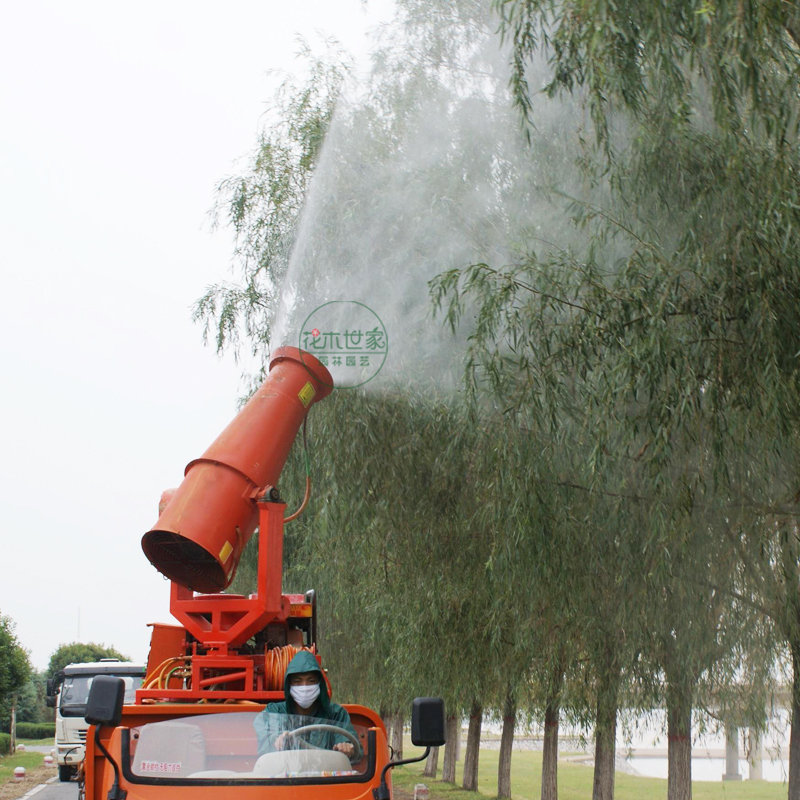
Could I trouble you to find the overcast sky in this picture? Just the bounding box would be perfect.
[0,0,393,671]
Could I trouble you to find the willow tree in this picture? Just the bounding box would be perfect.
[634,489,773,800]
[203,0,566,728]
[283,390,485,703]
[543,462,653,800]
[194,39,352,379]
[191,3,800,800]
[709,446,800,791]
[468,411,581,800]
[432,2,800,797]
[228,385,506,718]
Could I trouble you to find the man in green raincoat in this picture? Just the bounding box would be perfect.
[254,650,358,759]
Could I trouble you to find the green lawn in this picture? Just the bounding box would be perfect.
[17,738,53,746]
[0,751,48,784]
[394,742,786,800]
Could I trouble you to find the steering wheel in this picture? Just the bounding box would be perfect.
[283,724,363,763]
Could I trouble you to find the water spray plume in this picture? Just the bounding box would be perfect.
[270,3,594,392]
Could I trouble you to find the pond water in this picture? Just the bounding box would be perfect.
[481,708,791,783]
[630,756,787,782]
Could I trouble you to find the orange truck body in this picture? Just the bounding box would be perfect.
[82,347,398,799]
[84,705,392,800]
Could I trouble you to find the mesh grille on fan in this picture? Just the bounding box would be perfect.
[142,531,226,594]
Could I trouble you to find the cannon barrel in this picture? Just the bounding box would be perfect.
[141,346,333,593]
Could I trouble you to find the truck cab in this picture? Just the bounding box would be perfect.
[47,660,145,781]
[83,680,445,800]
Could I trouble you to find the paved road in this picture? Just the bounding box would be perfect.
[14,746,75,799]
[20,779,76,800]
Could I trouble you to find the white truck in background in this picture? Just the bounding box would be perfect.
[46,660,145,781]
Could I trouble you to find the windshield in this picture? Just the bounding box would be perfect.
[60,675,142,717]
[124,711,372,784]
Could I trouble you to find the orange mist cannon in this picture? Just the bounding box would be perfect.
[137,347,333,701]
[142,347,332,594]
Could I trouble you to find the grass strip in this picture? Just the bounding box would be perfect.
[393,743,785,800]
[0,753,47,783]
[0,751,56,800]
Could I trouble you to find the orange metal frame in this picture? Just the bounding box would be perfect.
[137,498,312,703]
[170,498,287,650]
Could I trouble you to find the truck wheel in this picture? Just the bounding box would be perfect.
[58,765,74,782]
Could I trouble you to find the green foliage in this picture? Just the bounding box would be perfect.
[0,672,50,729]
[0,614,31,725]
[14,722,55,739]
[0,734,9,756]
[47,643,129,678]
[430,0,798,789]
[219,0,560,722]
[1,722,55,739]
[498,0,800,151]
[235,389,504,713]
[457,1,800,477]
[202,5,795,798]
[193,38,352,375]
[447,3,800,483]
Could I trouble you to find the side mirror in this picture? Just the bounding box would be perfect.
[411,697,446,747]
[46,678,54,697]
[374,697,447,800]
[372,697,446,800]
[85,676,125,727]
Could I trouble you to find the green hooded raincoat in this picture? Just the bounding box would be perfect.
[254,650,357,755]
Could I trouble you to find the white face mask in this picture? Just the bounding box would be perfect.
[290,683,321,709]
